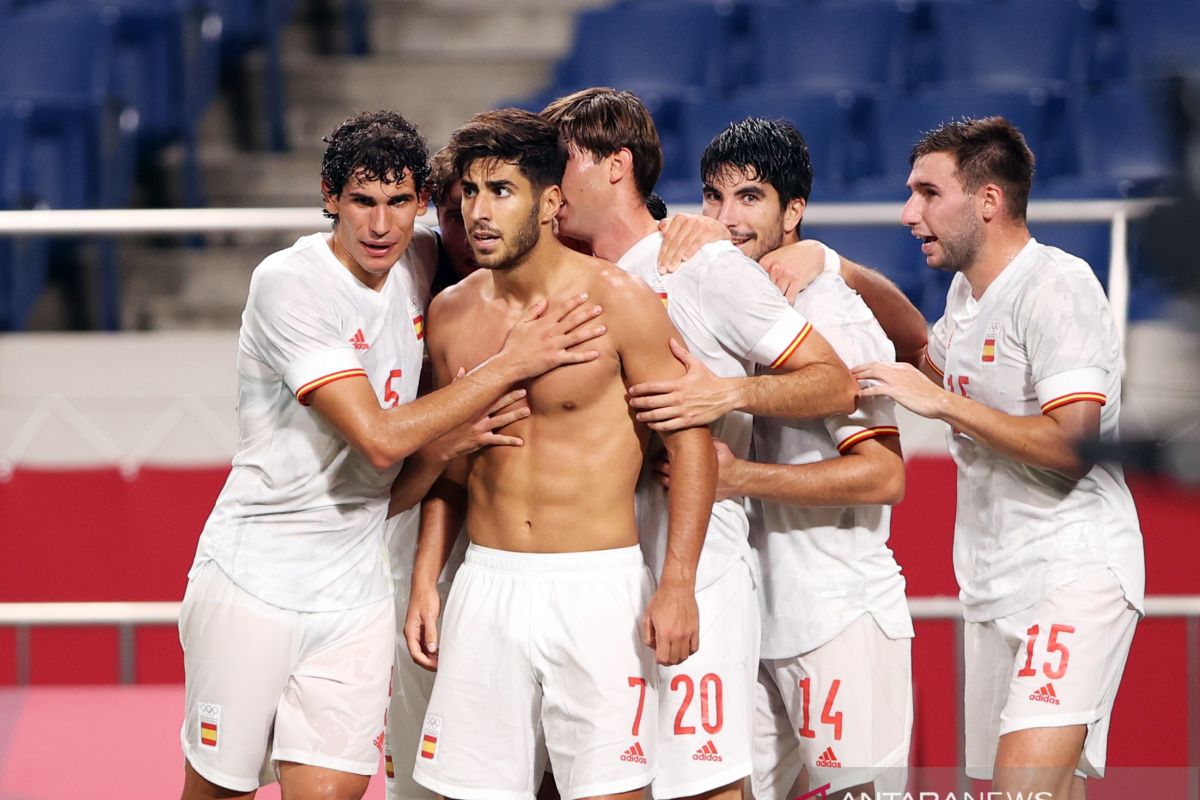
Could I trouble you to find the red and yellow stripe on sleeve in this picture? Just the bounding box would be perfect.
[296,368,368,405]
[1041,392,1106,414]
[769,323,813,369]
[923,351,945,378]
[837,425,900,454]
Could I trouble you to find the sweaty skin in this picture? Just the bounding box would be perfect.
[429,258,655,552]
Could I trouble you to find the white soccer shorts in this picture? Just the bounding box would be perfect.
[753,614,912,799]
[964,568,1139,780]
[412,544,657,800]
[179,560,393,792]
[653,560,759,800]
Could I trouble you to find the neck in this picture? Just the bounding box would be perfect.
[489,228,571,305]
[962,223,1031,299]
[588,192,659,262]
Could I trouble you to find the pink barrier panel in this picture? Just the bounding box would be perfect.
[0,685,386,799]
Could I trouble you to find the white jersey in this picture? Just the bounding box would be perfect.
[926,237,1145,622]
[191,228,438,612]
[617,233,813,591]
[751,270,913,659]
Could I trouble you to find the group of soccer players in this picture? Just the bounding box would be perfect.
[176,85,1145,800]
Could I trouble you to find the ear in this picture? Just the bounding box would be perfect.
[979,182,1004,222]
[539,184,564,224]
[321,179,338,216]
[782,196,806,236]
[608,147,634,186]
[416,185,431,216]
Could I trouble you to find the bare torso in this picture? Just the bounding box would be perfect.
[430,254,650,552]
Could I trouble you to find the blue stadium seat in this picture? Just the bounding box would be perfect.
[1067,80,1180,197]
[657,88,863,203]
[855,87,1065,199]
[1119,0,1200,80]
[803,224,926,306]
[928,1,1093,89]
[745,0,914,92]
[1028,222,1111,286]
[0,102,51,332]
[554,1,736,95]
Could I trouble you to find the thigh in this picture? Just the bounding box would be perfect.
[997,570,1139,778]
[412,565,542,800]
[272,596,395,778]
[180,561,299,793]
[751,662,804,800]
[385,585,444,800]
[539,563,658,800]
[773,616,911,795]
[652,563,759,800]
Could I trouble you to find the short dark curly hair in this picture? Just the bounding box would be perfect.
[320,110,429,221]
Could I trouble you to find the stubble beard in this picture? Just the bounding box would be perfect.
[478,206,542,272]
[932,208,985,273]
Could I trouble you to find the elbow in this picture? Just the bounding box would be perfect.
[835,373,859,415]
[862,464,905,506]
[1056,456,1094,483]
[363,441,409,471]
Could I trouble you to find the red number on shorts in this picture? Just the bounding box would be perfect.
[628,676,647,737]
[821,679,844,741]
[1044,624,1075,680]
[1017,624,1040,677]
[700,673,724,734]
[797,677,843,740]
[383,369,402,407]
[797,677,816,738]
[672,674,696,735]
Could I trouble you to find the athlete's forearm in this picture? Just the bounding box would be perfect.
[728,363,857,420]
[411,476,467,590]
[840,259,928,368]
[387,450,448,517]
[936,393,1092,480]
[658,426,716,589]
[725,447,904,507]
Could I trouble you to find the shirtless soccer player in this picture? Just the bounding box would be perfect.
[857,117,1144,799]
[698,118,914,800]
[179,110,605,800]
[404,109,717,800]
[541,88,859,800]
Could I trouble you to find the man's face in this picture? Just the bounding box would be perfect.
[461,158,544,271]
[701,166,796,262]
[435,182,478,279]
[323,169,426,287]
[901,152,985,273]
[556,143,608,244]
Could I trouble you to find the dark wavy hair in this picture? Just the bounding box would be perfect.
[320,110,429,221]
[910,116,1035,221]
[701,117,814,207]
[447,108,567,194]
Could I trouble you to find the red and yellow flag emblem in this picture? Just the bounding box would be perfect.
[200,721,218,747]
[982,337,996,363]
[420,733,437,760]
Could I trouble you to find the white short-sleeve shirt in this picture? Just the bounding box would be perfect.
[751,270,913,658]
[617,233,813,591]
[190,228,437,612]
[925,238,1145,622]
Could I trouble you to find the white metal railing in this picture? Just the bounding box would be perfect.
[0,199,1167,347]
[2,595,1196,796]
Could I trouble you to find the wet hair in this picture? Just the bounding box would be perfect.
[646,193,668,220]
[447,108,567,194]
[910,116,1035,221]
[541,87,663,200]
[701,117,814,207]
[427,146,457,208]
[320,110,429,220]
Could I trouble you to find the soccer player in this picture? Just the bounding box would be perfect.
[404,108,717,800]
[178,110,606,800]
[855,117,1144,799]
[541,88,859,800]
[696,118,914,800]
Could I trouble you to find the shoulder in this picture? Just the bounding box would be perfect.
[1015,242,1108,319]
[800,275,895,361]
[248,236,330,306]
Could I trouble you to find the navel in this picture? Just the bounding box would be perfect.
[562,401,577,411]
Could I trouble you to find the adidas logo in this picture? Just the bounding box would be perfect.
[620,742,647,764]
[815,746,841,768]
[1029,683,1060,705]
[692,740,723,762]
[349,329,371,351]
